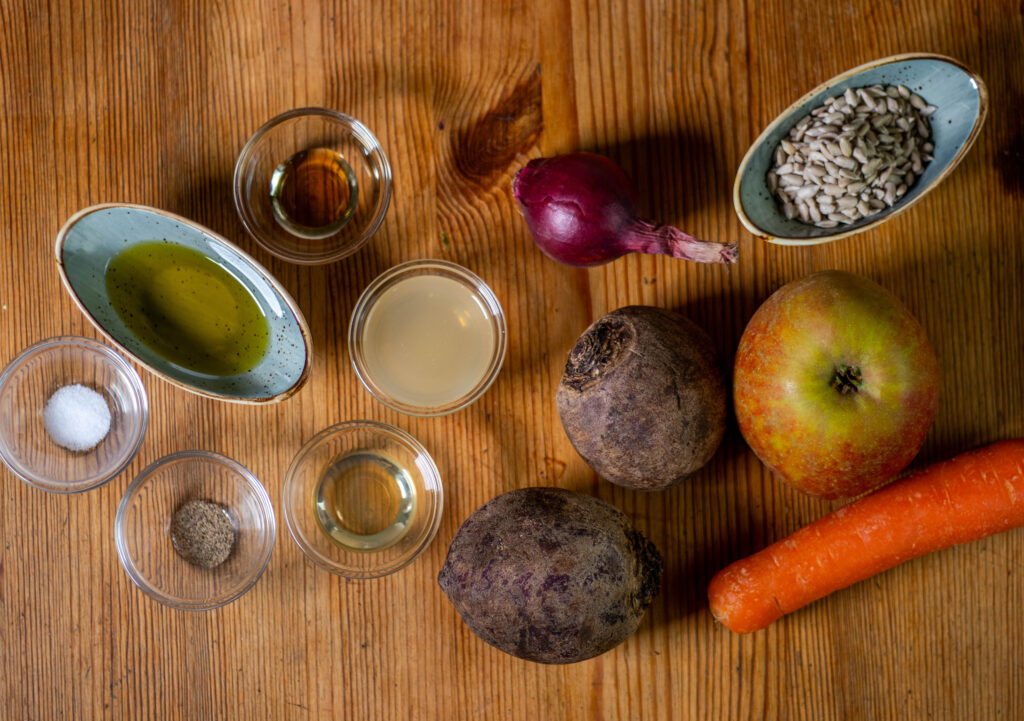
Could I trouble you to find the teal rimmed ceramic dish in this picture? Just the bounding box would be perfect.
[734,53,988,245]
[56,204,312,404]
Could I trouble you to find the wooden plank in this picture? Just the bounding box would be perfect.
[1,0,1022,718]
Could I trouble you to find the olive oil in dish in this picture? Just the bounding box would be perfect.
[104,241,270,376]
[360,274,497,408]
[314,450,416,551]
[269,147,358,239]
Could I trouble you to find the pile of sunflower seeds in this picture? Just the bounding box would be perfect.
[768,84,937,228]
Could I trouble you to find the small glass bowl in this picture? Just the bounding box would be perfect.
[233,107,392,264]
[348,260,507,416]
[115,450,276,611]
[282,420,443,579]
[0,336,148,493]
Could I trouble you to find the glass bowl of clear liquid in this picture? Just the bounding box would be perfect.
[233,107,392,265]
[281,420,444,579]
[348,260,507,416]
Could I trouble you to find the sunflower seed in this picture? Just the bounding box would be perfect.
[767,84,935,228]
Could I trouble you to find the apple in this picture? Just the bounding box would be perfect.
[733,270,939,499]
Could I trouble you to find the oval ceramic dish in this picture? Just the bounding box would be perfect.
[56,204,312,403]
[734,53,988,245]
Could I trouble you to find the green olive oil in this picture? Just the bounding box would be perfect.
[104,241,270,376]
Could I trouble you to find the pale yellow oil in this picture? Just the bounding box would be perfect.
[361,275,496,408]
[314,450,416,551]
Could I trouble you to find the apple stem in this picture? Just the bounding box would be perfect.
[832,365,863,395]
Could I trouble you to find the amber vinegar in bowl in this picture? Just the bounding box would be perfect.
[234,107,392,265]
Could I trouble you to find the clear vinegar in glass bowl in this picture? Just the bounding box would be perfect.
[313,448,416,552]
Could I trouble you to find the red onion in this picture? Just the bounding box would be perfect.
[513,152,738,267]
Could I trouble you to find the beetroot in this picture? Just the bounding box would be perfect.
[437,487,662,664]
[556,306,726,490]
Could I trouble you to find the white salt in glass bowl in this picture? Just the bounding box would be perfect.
[0,336,149,493]
[734,53,988,245]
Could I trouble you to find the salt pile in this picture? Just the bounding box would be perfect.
[43,384,111,452]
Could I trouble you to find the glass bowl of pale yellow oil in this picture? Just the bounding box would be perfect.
[282,420,443,579]
[233,107,392,265]
[348,260,507,416]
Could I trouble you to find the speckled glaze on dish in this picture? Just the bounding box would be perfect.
[55,204,312,403]
[734,53,988,245]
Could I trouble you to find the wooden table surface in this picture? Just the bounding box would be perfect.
[2,1,1022,718]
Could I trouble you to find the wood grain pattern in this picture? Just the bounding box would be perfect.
[2,1,1023,719]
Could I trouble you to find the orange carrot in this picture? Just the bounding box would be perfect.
[708,439,1024,633]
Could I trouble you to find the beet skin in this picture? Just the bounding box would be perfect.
[557,305,726,490]
[437,487,662,664]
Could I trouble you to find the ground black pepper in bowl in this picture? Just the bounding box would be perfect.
[171,499,236,568]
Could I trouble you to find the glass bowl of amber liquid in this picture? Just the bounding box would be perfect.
[115,450,276,611]
[233,107,392,264]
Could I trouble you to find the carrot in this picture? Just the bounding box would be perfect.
[708,439,1024,634]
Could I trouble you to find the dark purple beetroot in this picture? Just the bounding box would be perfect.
[437,487,662,664]
[557,305,727,490]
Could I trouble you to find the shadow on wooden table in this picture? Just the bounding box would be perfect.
[586,128,728,225]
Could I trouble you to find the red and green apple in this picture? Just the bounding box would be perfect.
[733,270,940,499]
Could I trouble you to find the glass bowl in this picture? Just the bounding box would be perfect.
[282,420,443,579]
[348,260,507,416]
[0,336,148,493]
[233,107,392,265]
[115,450,276,611]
